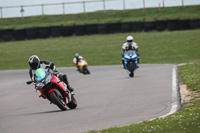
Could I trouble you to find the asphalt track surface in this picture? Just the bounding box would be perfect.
[0,65,180,133]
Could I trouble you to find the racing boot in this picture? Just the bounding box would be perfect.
[63,75,74,92]
[121,58,125,69]
[137,57,140,68]
[67,84,74,92]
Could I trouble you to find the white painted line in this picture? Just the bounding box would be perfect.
[149,66,179,121]
[159,66,178,118]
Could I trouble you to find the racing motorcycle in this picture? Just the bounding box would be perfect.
[26,67,77,111]
[123,50,138,77]
[77,59,90,74]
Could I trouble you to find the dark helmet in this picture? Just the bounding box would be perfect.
[28,55,40,70]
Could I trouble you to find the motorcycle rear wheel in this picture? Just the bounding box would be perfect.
[49,91,67,111]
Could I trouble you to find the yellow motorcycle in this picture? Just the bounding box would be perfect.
[77,60,90,74]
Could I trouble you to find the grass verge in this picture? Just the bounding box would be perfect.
[86,62,200,133]
[0,29,199,70]
[0,5,200,29]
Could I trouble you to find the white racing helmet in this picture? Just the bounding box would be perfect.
[75,53,79,58]
[126,36,134,43]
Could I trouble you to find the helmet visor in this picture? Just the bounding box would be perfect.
[127,40,133,43]
[30,62,39,70]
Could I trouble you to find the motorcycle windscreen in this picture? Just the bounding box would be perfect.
[126,50,135,56]
[35,68,46,80]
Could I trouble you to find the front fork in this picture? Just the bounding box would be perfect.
[65,90,72,104]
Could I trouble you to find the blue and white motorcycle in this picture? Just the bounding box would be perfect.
[123,50,138,77]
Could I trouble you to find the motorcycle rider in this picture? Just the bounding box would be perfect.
[28,55,74,92]
[121,36,140,68]
[73,53,85,70]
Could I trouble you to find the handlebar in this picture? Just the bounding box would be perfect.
[26,80,33,85]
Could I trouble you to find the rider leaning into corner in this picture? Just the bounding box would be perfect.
[121,35,140,68]
[73,53,85,70]
[28,55,74,92]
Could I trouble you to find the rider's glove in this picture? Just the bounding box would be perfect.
[34,85,38,91]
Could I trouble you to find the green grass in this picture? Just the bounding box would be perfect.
[0,5,200,29]
[87,63,200,133]
[179,63,200,93]
[0,29,200,70]
[0,4,199,132]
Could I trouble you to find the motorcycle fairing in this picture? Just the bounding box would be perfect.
[78,60,88,72]
[35,68,67,104]
[51,75,67,92]
[124,50,138,73]
[50,75,68,104]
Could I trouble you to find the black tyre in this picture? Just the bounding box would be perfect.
[132,21,144,32]
[49,91,67,111]
[67,95,77,109]
[50,26,63,37]
[0,29,2,41]
[120,22,132,33]
[167,19,179,31]
[2,29,14,41]
[129,72,134,77]
[38,27,50,38]
[87,69,90,74]
[62,25,74,36]
[179,19,190,30]
[83,66,90,74]
[97,23,108,34]
[26,27,38,39]
[144,21,156,32]
[81,66,88,74]
[86,69,90,74]
[107,22,121,33]
[14,28,26,40]
[74,25,86,36]
[156,20,167,31]
[129,62,134,77]
[189,19,200,29]
[86,24,97,35]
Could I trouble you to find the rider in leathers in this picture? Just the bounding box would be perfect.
[121,36,140,68]
[28,55,74,92]
[73,53,85,70]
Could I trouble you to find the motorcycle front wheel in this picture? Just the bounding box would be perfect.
[83,66,90,74]
[85,68,90,74]
[129,72,134,77]
[67,95,77,109]
[129,62,134,77]
[49,91,67,111]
